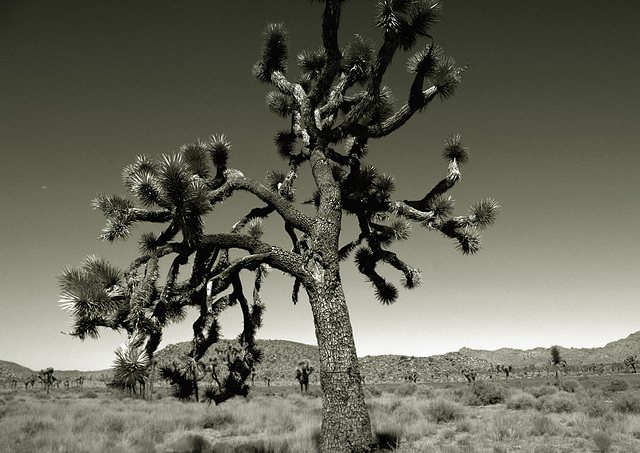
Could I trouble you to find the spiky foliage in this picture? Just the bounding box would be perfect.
[252,23,288,83]
[112,333,150,396]
[159,362,195,401]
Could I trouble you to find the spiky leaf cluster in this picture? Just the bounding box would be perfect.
[159,362,195,401]
[252,23,289,83]
[298,48,327,79]
[442,133,469,165]
[112,333,150,391]
[58,255,124,339]
[343,35,374,85]
[375,0,442,50]
[266,91,297,118]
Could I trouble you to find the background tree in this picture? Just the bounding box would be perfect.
[624,355,637,373]
[295,359,314,393]
[550,345,566,388]
[59,1,498,451]
[39,367,56,395]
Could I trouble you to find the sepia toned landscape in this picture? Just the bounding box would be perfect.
[2,0,639,451]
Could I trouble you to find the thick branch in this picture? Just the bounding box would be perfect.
[209,169,312,233]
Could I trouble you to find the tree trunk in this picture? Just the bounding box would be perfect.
[307,271,373,453]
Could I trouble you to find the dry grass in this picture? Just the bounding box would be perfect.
[2,375,640,452]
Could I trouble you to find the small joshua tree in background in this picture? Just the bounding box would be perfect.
[550,345,566,388]
[624,355,637,373]
[39,367,56,395]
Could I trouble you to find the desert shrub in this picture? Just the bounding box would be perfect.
[456,418,473,433]
[528,385,558,398]
[375,428,402,451]
[606,379,629,393]
[583,398,611,418]
[227,439,290,453]
[440,427,456,440]
[21,418,55,436]
[416,386,434,398]
[528,414,561,436]
[505,391,539,410]
[612,391,640,413]
[425,398,464,423]
[467,381,506,406]
[540,392,578,413]
[395,383,417,397]
[201,411,235,429]
[592,430,612,453]
[562,379,580,393]
[102,414,128,434]
[171,434,211,453]
[491,412,523,442]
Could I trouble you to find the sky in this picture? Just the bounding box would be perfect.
[1,0,639,371]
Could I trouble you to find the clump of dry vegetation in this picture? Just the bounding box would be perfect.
[3,374,640,452]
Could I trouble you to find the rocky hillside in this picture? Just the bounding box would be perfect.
[460,331,640,368]
[3,332,639,387]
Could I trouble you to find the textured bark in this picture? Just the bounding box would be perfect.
[308,274,373,453]
[306,148,373,452]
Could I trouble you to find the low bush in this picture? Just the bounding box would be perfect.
[592,430,612,453]
[201,411,235,429]
[528,385,558,398]
[540,392,578,413]
[562,380,580,393]
[583,398,611,418]
[395,383,417,397]
[467,381,507,406]
[424,398,464,423]
[613,391,640,414]
[528,414,560,436]
[505,391,539,410]
[171,434,211,453]
[607,379,629,393]
[375,428,402,451]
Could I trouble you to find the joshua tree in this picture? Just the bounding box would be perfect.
[24,375,37,389]
[496,364,513,383]
[295,359,314,393]
[461,368,476,384]
[39,368,56,394]
[624,355,637,373]
[59,1,498,450]
[405,369,419,383]
[159,361,196,401]
[550,345,566,388]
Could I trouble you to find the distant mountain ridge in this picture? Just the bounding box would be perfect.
[2,332,639,385]
[459,331,640,368]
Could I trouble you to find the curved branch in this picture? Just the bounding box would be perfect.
[209,169,312,233]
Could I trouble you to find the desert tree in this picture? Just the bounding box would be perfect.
[624,355,637,373]
[295,359,315,393]
[39,367,56,395]
[496,364,512,383]
[461,368,476,384]
[550,345,567,388]
[59,1,499,451]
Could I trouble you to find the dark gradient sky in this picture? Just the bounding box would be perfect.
[2,1,639,370]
